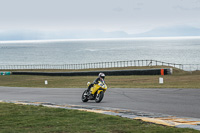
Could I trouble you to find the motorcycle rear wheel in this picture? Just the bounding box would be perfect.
[95,91,104,103]
[82,90,88,102]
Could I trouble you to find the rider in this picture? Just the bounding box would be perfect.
[87,73,105,93]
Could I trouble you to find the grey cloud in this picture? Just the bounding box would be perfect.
[1,0,200,37]
[133,7,142,10]
[137,2,144,6]
[173,6,200,11]
[113,7,124,12]
[173,0,200,11]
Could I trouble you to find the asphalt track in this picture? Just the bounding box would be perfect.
[0,87,200,119]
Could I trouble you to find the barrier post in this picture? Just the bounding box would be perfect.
[159,77,164,84]
[45,80,48,85]
[161,69,164,75]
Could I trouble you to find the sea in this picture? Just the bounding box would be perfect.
[0,37,200,65]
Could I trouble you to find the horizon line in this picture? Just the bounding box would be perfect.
[1,36,200,43]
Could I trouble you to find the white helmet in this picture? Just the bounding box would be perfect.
[98,73,105,79]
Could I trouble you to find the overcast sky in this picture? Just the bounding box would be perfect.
[0,0,200,40]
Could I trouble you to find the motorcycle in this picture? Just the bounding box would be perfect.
[82,80,107,103]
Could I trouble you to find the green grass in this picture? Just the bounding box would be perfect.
[0,66,200,88]
[0,103,198,133]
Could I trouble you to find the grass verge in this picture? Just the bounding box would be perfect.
[0,66,200,88]
[0,103,199,133]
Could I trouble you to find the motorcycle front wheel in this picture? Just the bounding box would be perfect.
[95,91,104,103]
[82,90,88,102]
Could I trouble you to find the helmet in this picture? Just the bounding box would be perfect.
[98,73,105,79]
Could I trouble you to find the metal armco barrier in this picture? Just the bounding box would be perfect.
[12,68,172,76]
[0,60,199,71]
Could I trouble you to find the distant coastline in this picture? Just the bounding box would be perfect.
[1,26,200,41]
[1,36,200,44]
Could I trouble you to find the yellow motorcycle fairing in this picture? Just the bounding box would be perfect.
[90,81,107,95]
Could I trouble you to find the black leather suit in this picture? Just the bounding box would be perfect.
[87,77,101,92]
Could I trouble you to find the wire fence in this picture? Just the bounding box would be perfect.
[0,60,199,71]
